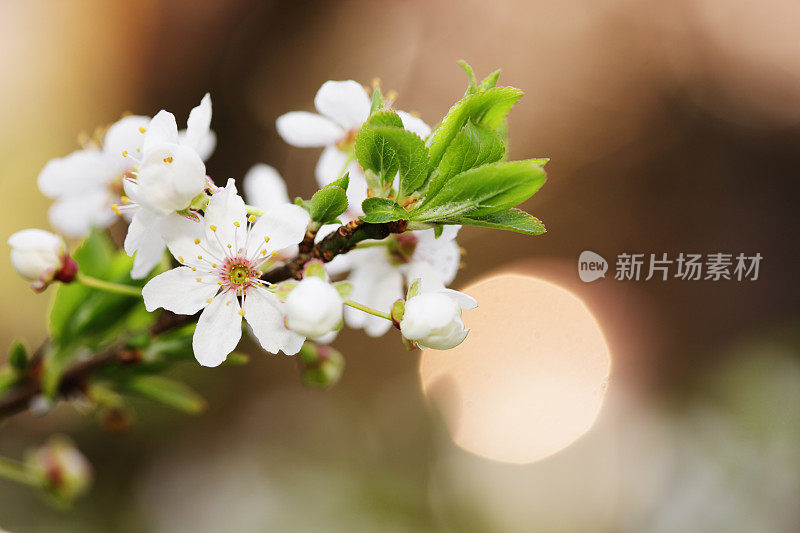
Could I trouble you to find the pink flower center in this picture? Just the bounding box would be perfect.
[219,256,260,294]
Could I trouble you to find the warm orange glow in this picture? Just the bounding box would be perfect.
[420,273,611,464]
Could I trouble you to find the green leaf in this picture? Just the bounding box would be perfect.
[360,197,409,223]
[429,121,506,200]
[44,229,150,397]
[369,87,383,115]
[365,109,403,128]
[302,260,328,281]
[370,126,429,198]
[458,60,478,95]
[433,225,444,238]
[8,340,29,372]
[123,375,206,415]
[427,86,523,175]
[411,160,546,222]
[355,124,400,188]
[329,172,350,192]
[478,69,502,91]
[308,185,348,224]
[447,208,546,235]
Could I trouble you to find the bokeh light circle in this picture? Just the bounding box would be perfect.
[419,273,611,464]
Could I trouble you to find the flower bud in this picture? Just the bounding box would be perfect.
[400,292,470,350]
[285,277,343,339]
[297,342,345,389]
[26,436,93,505]
[8,229,76,291]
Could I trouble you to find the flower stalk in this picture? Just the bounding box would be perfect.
[75,273,142,297]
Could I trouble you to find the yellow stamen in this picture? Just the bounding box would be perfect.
[238,309,246,316]
[248,215,256,223]
[178,256,184,263]
[195,278,201,282]
[139,127,147,133]
[194,238,201,244]
[209,225,217,232]
[233,221,240,228]
[260,249,266,256]
[264,236,270,243]
[206,298,213,303]
[163,156,173,164]
[197,255,202,260]
[122,150,129,157]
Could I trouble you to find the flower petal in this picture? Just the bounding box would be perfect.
[439,288,478,310]
[38,150,119,197]
[314,80,370,131]
[162,213,211,268]
[183,93,213,155]
[244,287,304,355]
[204,178,246,252]
[142,110,179,153]
[345,255,402,337]
[276,111,343,147]
[48,191,115,238]
[142,266,218,314]
[247,204,309,258]
[193,292,242,367]
[103,115,150,165]
[410,228,461,285]
[243,164,290,211]
[397,110,432,139]
[135,144,206,214]
[125,208,167,279]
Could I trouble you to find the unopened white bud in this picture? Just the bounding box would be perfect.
[8,229,74,291]
[400,291,471,350]
[285,277,343,339]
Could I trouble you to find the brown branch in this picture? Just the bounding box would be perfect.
[0,220,408,421]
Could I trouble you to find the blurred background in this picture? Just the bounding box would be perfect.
[1,0,799,531]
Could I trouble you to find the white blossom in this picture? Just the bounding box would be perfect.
[400,280,477,350]
[120,95,216,278]
[285,276,343,340]
[142,179,309,367]
[8,229,72,291]
[343,225,462,337]
[276,80,431,214]
[37,95,215,240]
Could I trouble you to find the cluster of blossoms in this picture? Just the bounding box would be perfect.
[3,64,548,505]
[9,80,480,368]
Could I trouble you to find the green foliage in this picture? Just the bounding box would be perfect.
[426,86,523,174]
[458,60,502,95]
[369,87,384,115]
[307,183,348,224]
[369,126,429,198]
[122,375,206,415]
[360,197,409,223]
[411,160,546,222]
[298,342,344,389]
[428,121,506,199]
[8,340,29,372]
[355,110,404,188]
[446,207,546,235]
[44,230,149,396]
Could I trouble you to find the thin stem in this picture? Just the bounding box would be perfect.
[339,152,355,178]
[354,241,390,249]
[0,456,40,488]
[344,300,391,321]
[75,273,141,297]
